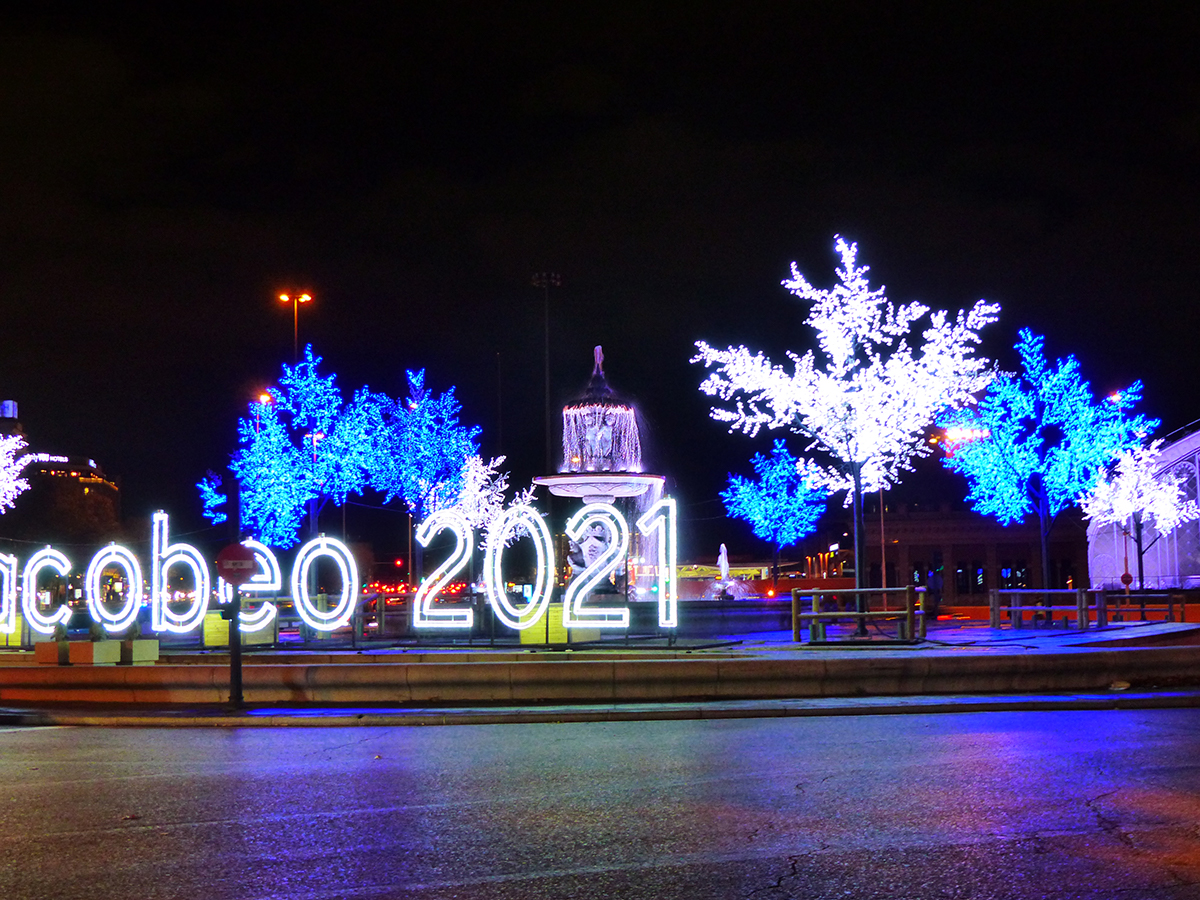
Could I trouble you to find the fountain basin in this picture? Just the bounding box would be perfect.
[533,472,665,505]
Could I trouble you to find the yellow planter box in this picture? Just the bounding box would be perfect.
[518,603,602,644]
[202,612,278,648]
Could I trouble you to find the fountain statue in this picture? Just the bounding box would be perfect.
[534,346,664,505]
[534,346,666,596]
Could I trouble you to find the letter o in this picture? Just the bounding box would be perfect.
[86,544,143,633]
[290,535,358,631]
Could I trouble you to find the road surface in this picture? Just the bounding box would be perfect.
[2,709,1200,898]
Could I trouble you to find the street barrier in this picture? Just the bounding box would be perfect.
[791,586,926,644]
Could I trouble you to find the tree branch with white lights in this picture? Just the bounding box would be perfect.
[1081,440,1198,589]
[0,433,31,514]
[693,236,1000,592]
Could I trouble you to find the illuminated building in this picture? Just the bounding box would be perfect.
[0,401,120,543]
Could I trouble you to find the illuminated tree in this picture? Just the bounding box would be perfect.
[0,434,31,514]
[367,369,480,520]
[452,454,537,544]
[694,236,999,592]
[941,329,1157,588]
[722,440,828,587]
[201,346,377,548]
[1082,440,1198,589]
[196,471,227,526]
[202,350,486,552]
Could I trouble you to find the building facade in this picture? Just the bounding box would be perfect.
[1087,428,1200,590]
[864,499,1090,604]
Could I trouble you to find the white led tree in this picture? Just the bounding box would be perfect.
[1082,440,1199,590]
[693,236,1000,601]
[0,434,31,514]
[451,453,537,548]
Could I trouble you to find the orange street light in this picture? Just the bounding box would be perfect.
[255,392,273,433]
[279,292,313,362]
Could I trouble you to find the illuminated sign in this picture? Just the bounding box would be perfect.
[424,500,679,632]
[0,499,680,638]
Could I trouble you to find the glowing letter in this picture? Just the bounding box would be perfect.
[290,534,359,631]
[151,511,211,634]
[637,498,679,628]
[484,504,554,630]
[217,539,282,632]
[563,503,630,629]
[22,548,73,636]
[413,509,474,629]
[0,552,15,634]
[86,544,144,633]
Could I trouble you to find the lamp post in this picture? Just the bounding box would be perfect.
[254,392,272,434]
[304,431,324,536]
[279,292,312,362]
[531,273,561,474]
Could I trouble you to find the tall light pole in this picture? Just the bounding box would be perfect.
[279,292,312,362]
[531,273,560,474]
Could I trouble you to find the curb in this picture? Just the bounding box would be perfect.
[9,687,1200,727]
[5,644,1200,706]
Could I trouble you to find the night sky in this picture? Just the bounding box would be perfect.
[3,4,1200,561]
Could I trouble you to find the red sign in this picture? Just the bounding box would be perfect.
[216,543,258,586]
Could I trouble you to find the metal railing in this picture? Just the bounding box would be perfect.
[791,586,926,644]
[987,588,1188,630]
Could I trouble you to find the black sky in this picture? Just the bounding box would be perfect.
[2,3,1200,559]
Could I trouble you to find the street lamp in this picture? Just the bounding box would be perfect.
[254,392,273,434]
[279,292,313,362]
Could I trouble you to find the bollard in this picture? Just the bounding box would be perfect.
[1076,588,1087,630]
[1012,592,1023,629]
[905,585,916,643]
[791,589,802,643]
[989,588,1000,629]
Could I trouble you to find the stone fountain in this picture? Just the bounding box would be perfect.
[533,346,664,504]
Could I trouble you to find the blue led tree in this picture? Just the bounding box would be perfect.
[200,346,377,548]
[365,369,480,579]
[940,329,1157,589]
[196,471,228,526]
[367,369,480,521]
[201,349,485,555]
[722,440,828,587]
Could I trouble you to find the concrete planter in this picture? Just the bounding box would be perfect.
[67,641,121,666]
[120,639,159,666]
[34,641,69,665]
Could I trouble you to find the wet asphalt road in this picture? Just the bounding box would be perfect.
[2,710,1200,899]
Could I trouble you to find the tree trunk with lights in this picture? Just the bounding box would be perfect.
[851,461,867,635]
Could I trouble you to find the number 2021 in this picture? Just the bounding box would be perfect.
[414,498,677,631]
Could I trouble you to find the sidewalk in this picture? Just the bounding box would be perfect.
[0,619,1197,725]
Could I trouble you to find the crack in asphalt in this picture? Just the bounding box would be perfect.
[1084,789,1136,849]
[744,853,801,899]
[303,732,389,759]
